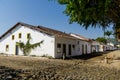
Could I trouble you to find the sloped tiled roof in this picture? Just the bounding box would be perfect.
[37,26,76,38]
[0,22,35,39]
[0,22,75,39]
[70,33,92,42]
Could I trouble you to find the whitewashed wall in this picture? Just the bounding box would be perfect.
[70,34,92,55]
[0,26,55,57]
[79,40,92,54]
[55,37,76,58]
[55,37,92,58]
[0,25,94,58]
[92,41,100,52]
[106,43,114,51]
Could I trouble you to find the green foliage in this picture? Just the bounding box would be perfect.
[55,0,120,40]
[47,56,53,59]
[57,0,113,29]
[41,54,48,57]
[41,54,53,59]
[109,38,119,45]
[96,37,107,44]
[104,30,112,38]
[16,37,43,56]
[104,30,112,43]
[113,26,120,40]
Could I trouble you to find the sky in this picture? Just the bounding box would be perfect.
[0,0,113,39]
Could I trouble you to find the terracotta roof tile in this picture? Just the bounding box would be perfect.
[0,22,75,39]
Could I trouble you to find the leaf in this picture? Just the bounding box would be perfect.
[17,37,43,56]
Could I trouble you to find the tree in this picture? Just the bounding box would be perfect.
[96,37,107,44]
[104,30,112,44]
[104,30,112,39]
[57,0,113,28]
[16,37,44,56]
[113,25,120,41]
[57,0,120,39]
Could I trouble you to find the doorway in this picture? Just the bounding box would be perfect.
[68,44,71,55]
[15,45,19,55]
[82,45,84,54]
[85,45,87,54]
[63,44,66,56]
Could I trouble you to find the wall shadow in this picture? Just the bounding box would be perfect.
[66,50,117,60]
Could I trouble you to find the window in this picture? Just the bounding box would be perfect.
[57,43,61,53]
[82,45,84,54]
[27,33,31,39]
[12,35,14,40]
[78,41,79,44]
[6,45,9,51]
[57,43,61,48]
[73,45,75,48]
[18,33,22,38]
[63,44,66,54]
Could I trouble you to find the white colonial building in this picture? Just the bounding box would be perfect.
[0,22,79,58]
[70,34,92,55]
[92,41,107,52]
[106,42,115,51]
[1,22,109,58]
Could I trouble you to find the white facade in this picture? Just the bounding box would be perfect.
[0,25,55,57]
[1,22,105,59]
[55,37,76,58]
[70,34,92,55]
[106,42,115,51]
[92,41,107,52]
[0,23,79,58]
[92,41,99,52]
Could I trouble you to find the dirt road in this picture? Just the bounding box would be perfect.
[0,50,120,80]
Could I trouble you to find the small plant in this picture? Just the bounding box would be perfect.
[47,56,53,59]
[41,54,48,57]
[0,53,4,55]
[30,55,37,57]
[16,37,43,56]
[41,54,53,59]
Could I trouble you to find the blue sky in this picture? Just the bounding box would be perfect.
[0,0,113,39]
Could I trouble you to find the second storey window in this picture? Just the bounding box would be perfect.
[27,33,31,39]
[19,33,22,39]
[12,35,14,40]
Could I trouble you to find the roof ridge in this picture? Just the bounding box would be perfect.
[37,25,67,34]
[0,22,75,39]
[18,22,37,27]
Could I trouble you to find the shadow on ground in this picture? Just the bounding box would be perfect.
[66,50,116,60]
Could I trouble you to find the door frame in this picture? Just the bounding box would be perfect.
[82,44,84,54]
[63,44,66,57]
[15,45,19,55]
[68,44,71,55]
